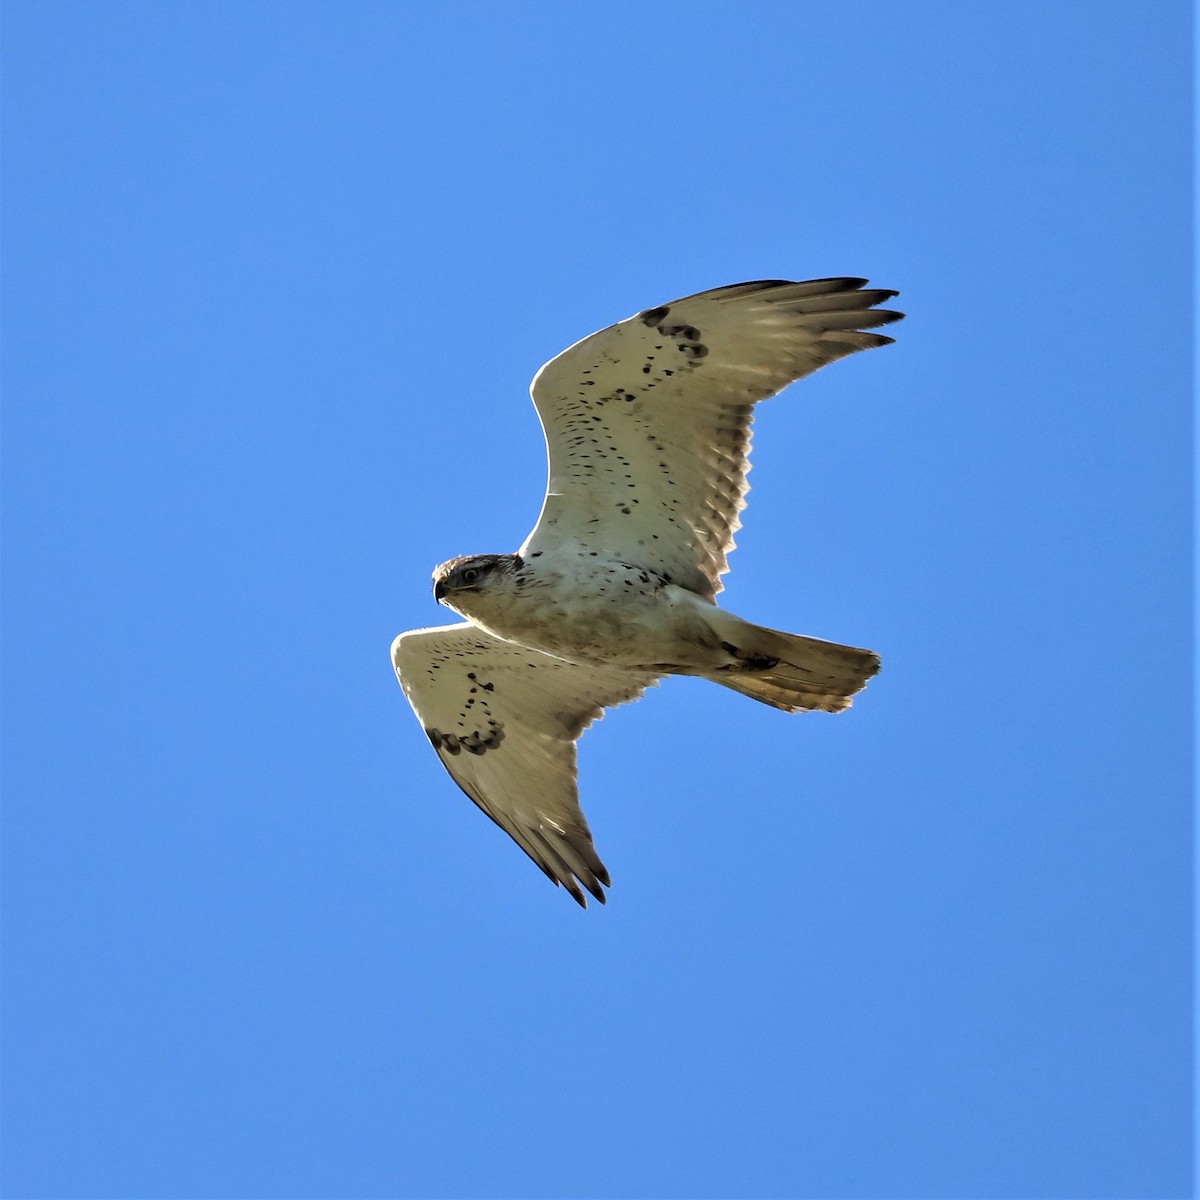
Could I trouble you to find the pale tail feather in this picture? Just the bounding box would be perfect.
[706,625,880,714]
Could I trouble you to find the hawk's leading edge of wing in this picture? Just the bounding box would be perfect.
[392,624,657,906]
[521,278,902,597]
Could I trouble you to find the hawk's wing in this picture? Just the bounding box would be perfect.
[391,623,657,907]
[521,278,902,597]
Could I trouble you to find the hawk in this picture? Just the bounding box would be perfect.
[392,277,902,906]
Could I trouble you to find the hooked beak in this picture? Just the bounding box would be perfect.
[434,578,448,603]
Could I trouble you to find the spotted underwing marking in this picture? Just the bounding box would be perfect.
[638,305,670,327]
[647,320,708,363]
[426,724,505,756]
[659,324,700,340]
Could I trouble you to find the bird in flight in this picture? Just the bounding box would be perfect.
[392,277,902,906]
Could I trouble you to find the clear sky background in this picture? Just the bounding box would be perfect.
[2,4,1192,1198]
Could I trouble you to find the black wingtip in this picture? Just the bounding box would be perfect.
[557,871,609,908]
[862,332,898,349]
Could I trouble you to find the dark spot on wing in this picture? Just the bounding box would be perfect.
[638,305,670,326]
[427,722,505,757]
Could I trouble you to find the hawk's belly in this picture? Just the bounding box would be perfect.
[471,561,721,671]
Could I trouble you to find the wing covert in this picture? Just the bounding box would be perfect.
[521,277,902,596]
[392,623,657,906]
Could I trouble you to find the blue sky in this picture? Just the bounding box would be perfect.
[2,3,1191,1198]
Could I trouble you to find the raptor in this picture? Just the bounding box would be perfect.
[392,277,902,906]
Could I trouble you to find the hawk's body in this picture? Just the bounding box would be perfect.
[392,277,903,906]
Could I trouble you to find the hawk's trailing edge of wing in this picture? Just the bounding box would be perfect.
[522,277,901,597]
[392,624,658,906]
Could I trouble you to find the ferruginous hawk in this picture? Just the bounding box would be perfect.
[392,277,902,906]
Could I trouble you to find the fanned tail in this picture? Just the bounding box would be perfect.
[706,625,880,714]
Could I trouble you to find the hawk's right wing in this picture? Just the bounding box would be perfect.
[521,278,902,597]
[391,623,657,907]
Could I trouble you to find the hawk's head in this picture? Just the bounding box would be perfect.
[432,554,522,610]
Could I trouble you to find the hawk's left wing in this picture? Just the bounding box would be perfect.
[391,623,657,907]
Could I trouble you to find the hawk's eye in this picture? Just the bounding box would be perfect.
[461,567,482,584]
